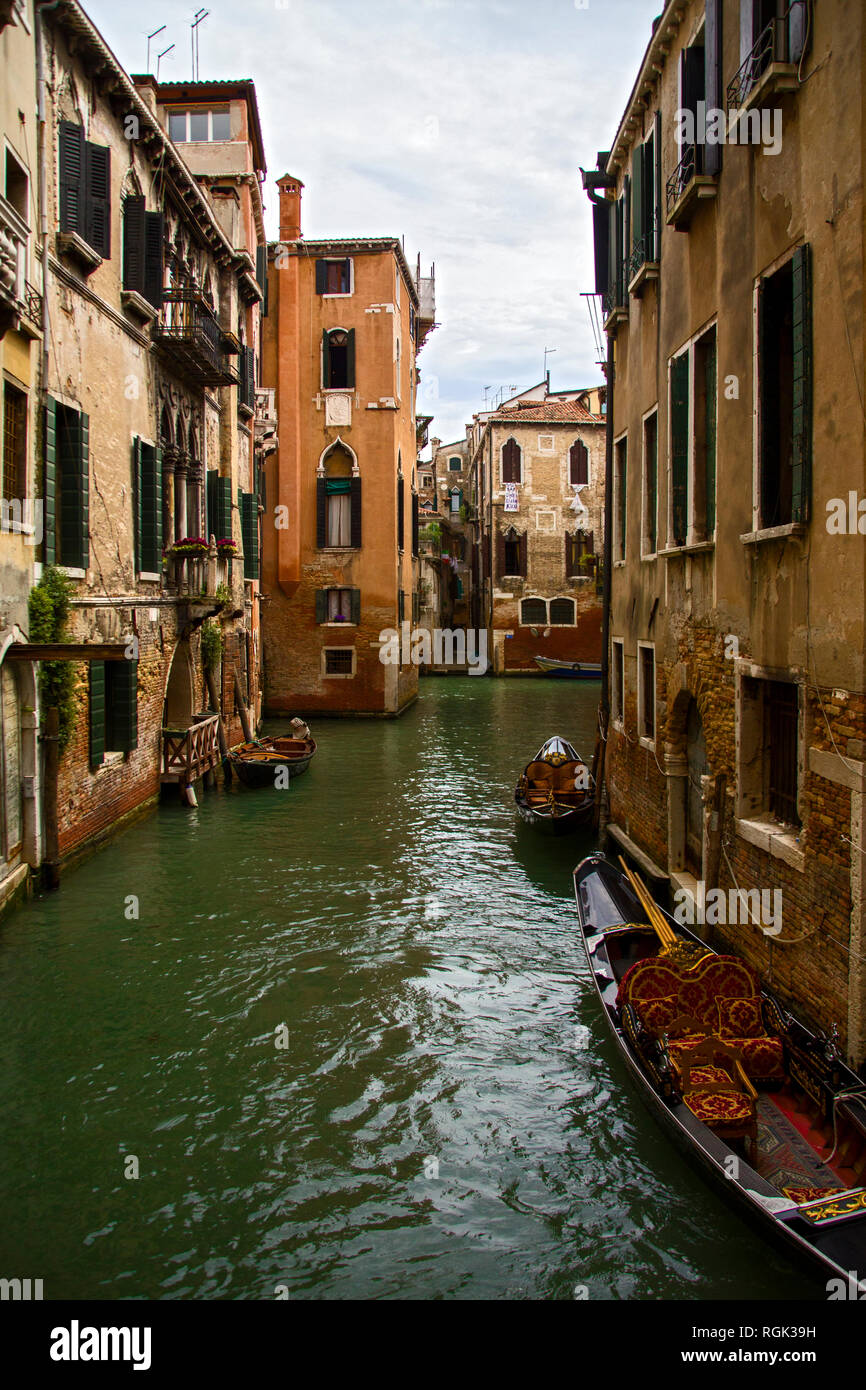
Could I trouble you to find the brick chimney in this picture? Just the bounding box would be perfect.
[277,174,304,241]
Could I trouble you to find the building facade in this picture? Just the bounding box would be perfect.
[260,176,435,716]
[587,0,866,1062]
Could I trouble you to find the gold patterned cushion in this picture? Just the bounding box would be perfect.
[684,1091,753,1124]
[637,995,703,1039]
[717,996,764,1039]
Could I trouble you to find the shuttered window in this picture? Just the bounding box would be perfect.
[322,329,355,389]
[501,438,521,483]
[133,438,163,574]
[397,475,404,550]
[238,345,256,411]
[411,491,419,557]
[89,662,105,770]
[256,244,269,315]
[639,645,655,741]
[704,0,723,177]
[670,354,689,546]
[350,477,362,548]
[315,588,360,624]
[569,439,588,485]
[90,660,139,767]
[240,492,259,579]
[615,436,627,560]
[759,247,810,528]
[790,243,812,524]
[51,401,89,570]
[500,527,525,578]
[43,398,57,565]
[206,471,232,541]
[643,411,658,555]
[315,259,351,294]
[59,121,111,259]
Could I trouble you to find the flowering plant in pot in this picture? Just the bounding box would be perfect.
[169,536,208,557]
[216,537,240,557]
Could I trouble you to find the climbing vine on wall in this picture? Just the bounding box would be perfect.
[28,567,76,755]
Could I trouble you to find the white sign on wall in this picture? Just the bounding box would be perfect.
[504,483,519,512]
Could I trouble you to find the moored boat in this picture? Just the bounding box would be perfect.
[514,735,594,835]
[573,851,866,1288]
[229,735,317,787]
[533,656,601,679]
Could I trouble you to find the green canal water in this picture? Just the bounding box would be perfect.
[0,678,816,1300]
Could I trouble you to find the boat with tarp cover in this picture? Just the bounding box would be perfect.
[573,851,866,1287]
[514,735,594,835]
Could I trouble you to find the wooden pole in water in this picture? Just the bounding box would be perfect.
[205,664,232,782]
[705,772,727,898]
[42,705,60,890]
[233,668,254,744]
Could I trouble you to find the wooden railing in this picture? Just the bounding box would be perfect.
[161,714,221,784]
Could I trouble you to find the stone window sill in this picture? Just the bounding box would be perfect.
[59,565,86,579]
[638,735,656,752]
[658,540,715,557]
[740,523,806,546]
[56,230,102,274]
[735,816,805,871]
[137,572,161,583]
[121,290,158,323]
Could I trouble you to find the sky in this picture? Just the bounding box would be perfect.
[85,0,658,448]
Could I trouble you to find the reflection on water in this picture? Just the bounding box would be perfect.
[0,678,815,1299]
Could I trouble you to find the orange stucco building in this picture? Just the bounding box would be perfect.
[260,176,435,715]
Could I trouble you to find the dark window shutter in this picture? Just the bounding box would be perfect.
[705,0,723,177]
[350,477,362,548]
[682,47,705,176]
[123,196,146,294]
[350,588,361,625]
[502,438,520,483]
[496,529,506,578]
[412,492,419,556]
[138,443,160,573]
[315,589,328,624]
[79,412,90,569]
[622,175,630,288]
[570,440,588,485]
[788,0,807,62]
[133,436,142,573]
[607,198,618,305]
[671,354,689,546]
[315,259,327,294]
[322,329,330,387]
[153,446,163,564]
[217,476,232,541]
[739,0,755,65]
[519,532,527,577]
[206,469,216,540]
[144,212,164,309]
[587,530,595,554]
[59,121,85,236]
[43,398,57,566]
[61,410,89,570]
[241,492,259,579]
[631,143,643,258]
[704,335,717,537]
[791,243,812,524]
[592,200,610,297]
[256,244,269,315]
[653,112,662,261]
[85,142,111,259]
[346,329,355,389]
[565,530,573,575]
[316,478,327,547]
[397,475,404,550]
[89,661,105,769]
[109,659,139,754]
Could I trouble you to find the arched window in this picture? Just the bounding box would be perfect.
[569,439,588,485]
[501,437,521,484]
[500,524,525,577]
[549,597,576,625]
[520,597,547,626]
[318,445,358,548]
[322,328,355,389]
[448,456,462,472]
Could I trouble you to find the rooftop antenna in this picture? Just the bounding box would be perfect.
[191,9,209,81]
[147,25,166,75]
[483,386,491,410]
[543,346,557,390]
[156,43,175,81]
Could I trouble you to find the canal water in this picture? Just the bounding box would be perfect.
[0,678,815,1300]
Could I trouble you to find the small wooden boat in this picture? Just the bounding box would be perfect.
[514,735,594,835]
[533,656,601,679]
[574,851,866,1288]
[228,735,316,787]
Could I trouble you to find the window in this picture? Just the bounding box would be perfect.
[422,474,433,488]
[569,439,588,486]
[448,456,462,472]
[758,247,811,528]
[638,643,655,742]
[133,438,163,575]
[642,410,658,556]
[3,380,27,505]
[501,437,522,484]
[520,598,547,626]
[549,597,576,626]
[322,329,355,389]
[629,116,661,281]
[89,659,138,768]
[317,449,360,549]
[614,436,627,560]
[4,147,28,221]
[324,648,355,677]
[315,588,359,624]
[566,529,594,576]
[315,259,351,295]
[397,474,405,550]
[500,526,525,578]
[167,108,231,143]
[58,121,110,259]
[240,492,259,580]
[450,488,461,514]
[739,675,801,827]
[670,351,689,547]
[122,197,164,308]
[668,325,718,547]
[44,399,89,569]
[612,640,624,725]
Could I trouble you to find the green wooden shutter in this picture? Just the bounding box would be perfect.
[791,243,812,524]
[316,478,327,548]
[653,112,662,261]
[350,589,361,625]
[618,440,627,557]
[153,446,163,565]
[133,436,142,573]
[43,398,57,566]
[256,244,269,315]
[85,142,111,259]
[123,196,146,294]
[346,329,355,388]
[315,259,327,294]
[350,477,362,548]
[144,212,164,309]
[670,353,689,546]
[60,408,88,569]
[241,492,259,579]
[109,659,138,753]
[412,492,419,556]
[631,143,643,263]
[565,530,573,575]
[207,476,232,541]
[321,329,330,387]
[704,335,717,536]
[59,121,84,235]
[704,0,723,176]
[519,531,527,578]
[397,475,404,550]
[315,589,328,623]
[139,443,160,572]
[79,412,90,569]
[89,661,105,769]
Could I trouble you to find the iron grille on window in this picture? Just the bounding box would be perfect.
[766,681,799,825]
[325,649,353,675]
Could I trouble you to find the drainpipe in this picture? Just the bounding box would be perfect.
[36,3,61,405]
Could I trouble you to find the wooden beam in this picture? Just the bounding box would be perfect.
[5,643,130,662]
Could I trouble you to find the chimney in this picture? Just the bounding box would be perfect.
[277,174,304,241]
[130,74,158,118]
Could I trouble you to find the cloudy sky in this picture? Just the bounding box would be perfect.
[86,0,656,447]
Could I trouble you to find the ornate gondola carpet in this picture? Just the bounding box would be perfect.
[755,1095,840,1192]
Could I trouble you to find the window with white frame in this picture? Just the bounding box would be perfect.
[613,434,627,560]
[637,642,655,742]
[167,108,231,143]
[642,409,658,556]
[668,322,717,547]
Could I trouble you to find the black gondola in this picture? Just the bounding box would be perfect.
[514,735,594,836]
[573,852,866,1289]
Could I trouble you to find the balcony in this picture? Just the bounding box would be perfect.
[154,288,238,387]
[627,227,659,296]
[0,195,38,339]
[666,146,717,230]
[161,713,221,786]
[166,538,233,614]
[602,282,627,332]
[726,8,803,115]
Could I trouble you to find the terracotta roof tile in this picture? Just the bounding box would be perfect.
[492,400,603,424]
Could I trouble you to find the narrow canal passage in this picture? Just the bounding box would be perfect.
[0,679,813,1300]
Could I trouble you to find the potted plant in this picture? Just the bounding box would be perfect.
[216,537,240,558]
[169,536,209,557]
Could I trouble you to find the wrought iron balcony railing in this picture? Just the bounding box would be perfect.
[667,145,699,216]
[154,287,238,387]
[726,4,803,111]
[628,226,659,283]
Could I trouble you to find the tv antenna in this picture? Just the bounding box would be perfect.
[156,43,175,81]
[147,26,166,75]
[543,346,557,384]
[191,9,209,81]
